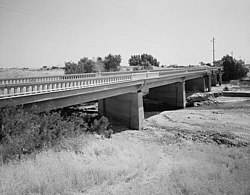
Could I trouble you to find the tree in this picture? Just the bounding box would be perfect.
[129,55,141,66]
[221,55,249,81]
[128,53,160,70]
[65,57,99,74]
[78,57,96,73]
[103,54,121,72]
[64,61,79,74]
[94,57,105,72]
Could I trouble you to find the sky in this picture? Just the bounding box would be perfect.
[0,0,250,68]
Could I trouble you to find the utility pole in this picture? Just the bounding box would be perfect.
[211,37,215,65]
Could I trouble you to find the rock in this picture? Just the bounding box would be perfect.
[194,102,202,107]
[186,92,216,107]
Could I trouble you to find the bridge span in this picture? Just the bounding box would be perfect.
[0,67,222,129]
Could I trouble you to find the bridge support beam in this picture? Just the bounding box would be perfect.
[148,82,186,109]
[186,77,206,92]
[98,92,144,130]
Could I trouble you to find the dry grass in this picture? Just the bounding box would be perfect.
[0,68,64,78]
[0,134,159,195]
[0,131,249,195]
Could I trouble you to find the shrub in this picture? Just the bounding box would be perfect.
[0,105,114,163]
[0,105,88,163]
[90,116,113,138]
[223,86,229,91]
[221,55,249,81]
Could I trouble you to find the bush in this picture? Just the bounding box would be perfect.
[223,86,229,91]
[0,105,114,163]
[90,116,113,138]
[221,55,249,81]
[0,105,87,162]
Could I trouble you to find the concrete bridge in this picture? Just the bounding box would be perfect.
[0,67,222,129]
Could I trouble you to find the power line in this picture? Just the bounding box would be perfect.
[0,31,81,46]
[0,1,207,44]
[0,2,86,29]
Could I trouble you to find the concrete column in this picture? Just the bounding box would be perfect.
[205,75,211,92]
[98,92,144,130]
[185,77,205,92]
[218,73,222,86]
[211,73,217,86]
[148,82,186,109]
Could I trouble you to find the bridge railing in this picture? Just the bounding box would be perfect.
[0,67,221,98]
[0,74,132,98]
[0,67,221,85]
[0,73,97,85]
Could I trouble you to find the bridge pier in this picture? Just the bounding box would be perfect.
[148,82,186,109]
[205,75,211,92]
[98,92,144,130]
[211,72,218,86]
[186,77,206,92]
[218,73,222,86]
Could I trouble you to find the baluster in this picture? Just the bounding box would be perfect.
[8,88,11,95]
[37,85,41,91]
[14,87,17,94]
[41,84,45,91]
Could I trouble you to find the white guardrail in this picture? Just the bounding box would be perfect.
[0,75,133,98]
[0,67,220,99]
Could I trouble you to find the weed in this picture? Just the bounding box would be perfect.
[91,116,113,138]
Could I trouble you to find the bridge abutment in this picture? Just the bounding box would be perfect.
[98,92,144,130]
[148,82,186,109]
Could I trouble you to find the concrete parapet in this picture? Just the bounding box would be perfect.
[98,92,144,130]
[148,82,186,109]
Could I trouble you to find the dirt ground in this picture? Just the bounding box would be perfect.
[93,96,250,195]
[0,68,64,78]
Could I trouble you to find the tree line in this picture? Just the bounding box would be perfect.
[64,53,249,81]
[64,53,160,74]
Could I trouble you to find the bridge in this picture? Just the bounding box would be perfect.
[0,67,222,129]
